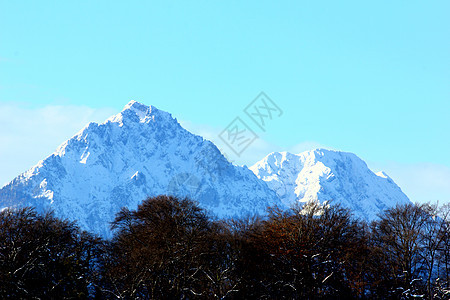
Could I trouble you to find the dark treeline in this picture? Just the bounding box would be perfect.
[1,196,450,299]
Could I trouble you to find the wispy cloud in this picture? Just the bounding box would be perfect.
[0,103,115,186]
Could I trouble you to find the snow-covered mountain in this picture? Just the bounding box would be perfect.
[250,149,411,221]
[0,101,280,236]
[0,101,412,236]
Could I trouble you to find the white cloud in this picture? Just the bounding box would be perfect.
[0,103,115,186]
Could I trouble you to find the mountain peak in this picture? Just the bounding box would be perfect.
[0,101,411,235]
[0,100,279,236]
[299,148,356,160]
[106,101,173,126]
[251,148,410,221]
[123,100,154,114]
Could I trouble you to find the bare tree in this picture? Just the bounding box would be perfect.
[103,195,216,299]
[370,203,429,298]
[0,207,101,299]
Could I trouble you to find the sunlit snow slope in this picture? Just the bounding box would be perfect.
[0,101,412,236]
[0,101,279,236]
[250,149,411,221]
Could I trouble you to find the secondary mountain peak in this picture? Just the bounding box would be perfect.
[0,101,412,236]
[250,148,410,221]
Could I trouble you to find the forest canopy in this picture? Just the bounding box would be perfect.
[1,195,449,299]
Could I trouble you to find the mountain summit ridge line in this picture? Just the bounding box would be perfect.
[0,101,411,236]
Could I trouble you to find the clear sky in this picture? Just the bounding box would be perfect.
[1,1,449,204]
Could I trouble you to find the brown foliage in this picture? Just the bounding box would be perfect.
[102,195,237,299]
[2,197,449,299]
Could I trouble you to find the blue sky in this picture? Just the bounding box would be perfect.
[1,1,449,204]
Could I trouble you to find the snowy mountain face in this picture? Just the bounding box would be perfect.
[0,101,280,237]
[0,101,411,236]
[250,149,411,222]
